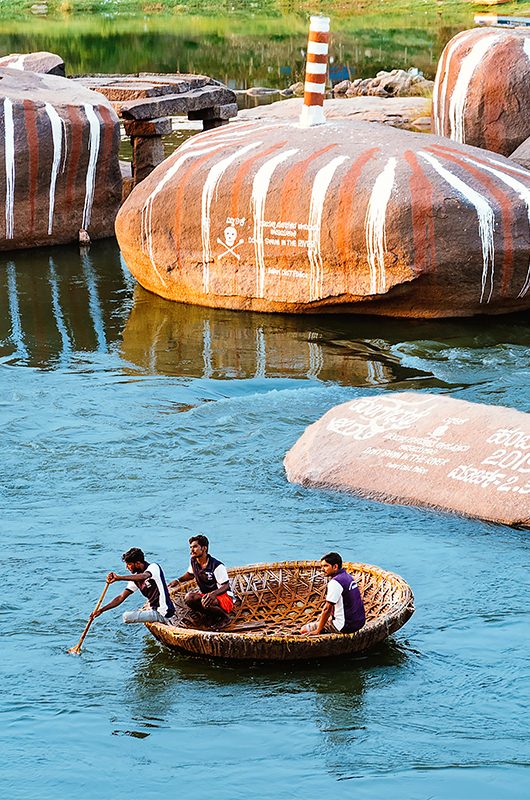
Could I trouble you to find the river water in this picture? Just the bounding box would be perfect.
[1,239,530,799]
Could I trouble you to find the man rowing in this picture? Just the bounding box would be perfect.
[89,547,178,626]
[300,552,365,636]
[169,534,234,623]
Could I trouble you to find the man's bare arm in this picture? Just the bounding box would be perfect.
[90,588,133,619]
[168,571,194,588]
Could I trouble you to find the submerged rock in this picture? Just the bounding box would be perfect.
[116,118,530,317]
[0,68,122,250]
[0,51,65,76]
[284,392,530,527]
[432,27,530,156]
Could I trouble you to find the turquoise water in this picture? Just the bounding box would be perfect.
[1,240,530,798]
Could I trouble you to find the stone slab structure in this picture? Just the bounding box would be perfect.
[432,26,530,156]
[0,68,122,249]
[116,119,530,317]
[0,51,65,76]
[284,393,530,526]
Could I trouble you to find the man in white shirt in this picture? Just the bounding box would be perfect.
[301,552,365,636]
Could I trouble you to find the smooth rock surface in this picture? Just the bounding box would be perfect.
[116,119,530,317]
[284,392,530,526]
[238,96,431,128]
[0,68,122,249]
[0,51,65,76]
[432,26,530,155]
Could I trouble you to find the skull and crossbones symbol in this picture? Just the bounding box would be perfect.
[217,226,244,260]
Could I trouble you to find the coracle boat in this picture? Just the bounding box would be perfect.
[145,561,414,661]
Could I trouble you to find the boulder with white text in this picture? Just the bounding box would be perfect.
[116,119,530,317]
[432,27,530,156]
[284,393,530,526]
[0,68,121,249]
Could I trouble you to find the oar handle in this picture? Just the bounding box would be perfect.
[69,580,110,653]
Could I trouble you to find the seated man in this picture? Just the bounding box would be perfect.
[301,552,365,636]
[170,534,234,622]
[90,547,177,626]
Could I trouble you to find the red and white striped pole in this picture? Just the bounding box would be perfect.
[299,15,330,128]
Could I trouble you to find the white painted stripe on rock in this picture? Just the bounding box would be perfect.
[82,103,101,230]
[436,30,475,136]
[201,141,261,293]
[251,148,299,298]
[304,81,326,94]
[524,38,530,61]
[140,141,231,287]
[365,157,397,295]
[307,155,349,301]
[4,98,15,240]
[309,15,330,33]
[461,153,530,298]
[419,151,496,303]
[307,42,328,56]
[45,103,63,235]
[448,34,501,144]
[307,62,327,75]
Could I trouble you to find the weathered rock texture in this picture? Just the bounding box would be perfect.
[284,392,530,526]
[432,26,530,156]
[0,68,122,249]
[0,51,65,76]
[116,119,530,317]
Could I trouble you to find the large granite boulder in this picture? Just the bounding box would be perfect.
[432,27,530,156]
[0,68,122,249]
[510,135,530,172]
[116,119,530,317]
[0,51,65,76]
[284,392,530,526]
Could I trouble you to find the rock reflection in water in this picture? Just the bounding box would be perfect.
[121,287,399,386]
[0,240,133,368]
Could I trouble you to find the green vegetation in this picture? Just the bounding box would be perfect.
[1,1,530,84]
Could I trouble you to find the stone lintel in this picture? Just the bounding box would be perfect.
[188,103,238,121]
[120,86,237,120]
[124,117,173,136]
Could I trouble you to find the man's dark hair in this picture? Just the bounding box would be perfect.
[189,534,209,549]
[321,552,342,569]
[122,547,145,564]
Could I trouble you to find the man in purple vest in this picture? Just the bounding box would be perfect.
[301,552,365,636]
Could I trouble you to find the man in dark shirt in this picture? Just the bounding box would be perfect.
[300,552,365,636]
[90,547,177,626]
[169,534,234,622]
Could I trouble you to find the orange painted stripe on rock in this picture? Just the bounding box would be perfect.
[308,31,329,44]
[403,150,437,277]
[304,92,325,106]
[305,72,326,84]
[229,140,287,219]
[172,147,228,272]
[98,105,117,183]
[307,53,328,64]
[277,143,338,273]
[65,105,83,210]
[428,143,516,295]
[23,100,39,233]
[336,147,380,264]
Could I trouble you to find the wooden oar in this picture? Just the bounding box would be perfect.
[68,581,110,655]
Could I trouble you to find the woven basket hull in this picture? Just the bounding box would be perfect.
[145,561,414,661]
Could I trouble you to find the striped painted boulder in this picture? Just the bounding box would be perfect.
[115,118,530,317]
[0,68,122,249]
[432,26,530,156]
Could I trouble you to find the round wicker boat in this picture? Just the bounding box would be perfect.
[145,561,414,661]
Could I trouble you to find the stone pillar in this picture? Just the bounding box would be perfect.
[124,117,172,185]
